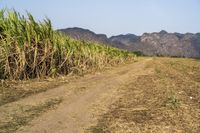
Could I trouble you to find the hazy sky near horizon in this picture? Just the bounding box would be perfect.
[0,0,200,36]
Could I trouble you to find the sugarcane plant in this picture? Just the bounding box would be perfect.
[0,9,136,80]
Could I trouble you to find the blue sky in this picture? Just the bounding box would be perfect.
[0,0,200,36]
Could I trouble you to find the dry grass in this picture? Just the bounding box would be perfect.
[0,76,75,106]
[0,97,62,133]
[91,57,200,133]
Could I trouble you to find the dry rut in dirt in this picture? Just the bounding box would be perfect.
[1,58,152,133]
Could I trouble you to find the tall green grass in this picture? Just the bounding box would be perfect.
[0,9,136,80]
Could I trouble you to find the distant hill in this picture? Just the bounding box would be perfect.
[58,27,110,44]
[58,28,200,58]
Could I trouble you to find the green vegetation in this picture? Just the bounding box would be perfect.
[164,94,181,109]
[0,9,135,80]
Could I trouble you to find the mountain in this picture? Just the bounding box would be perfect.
[109,34,140,49]
[58,27,200,58]
[58,27,110,44]
[137,31,200,57]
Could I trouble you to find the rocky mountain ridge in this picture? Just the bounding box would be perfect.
[58,27,200,58]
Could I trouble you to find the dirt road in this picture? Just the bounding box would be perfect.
[13,58,150,133]
[1,58,148,133]
[1,57,199,133]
